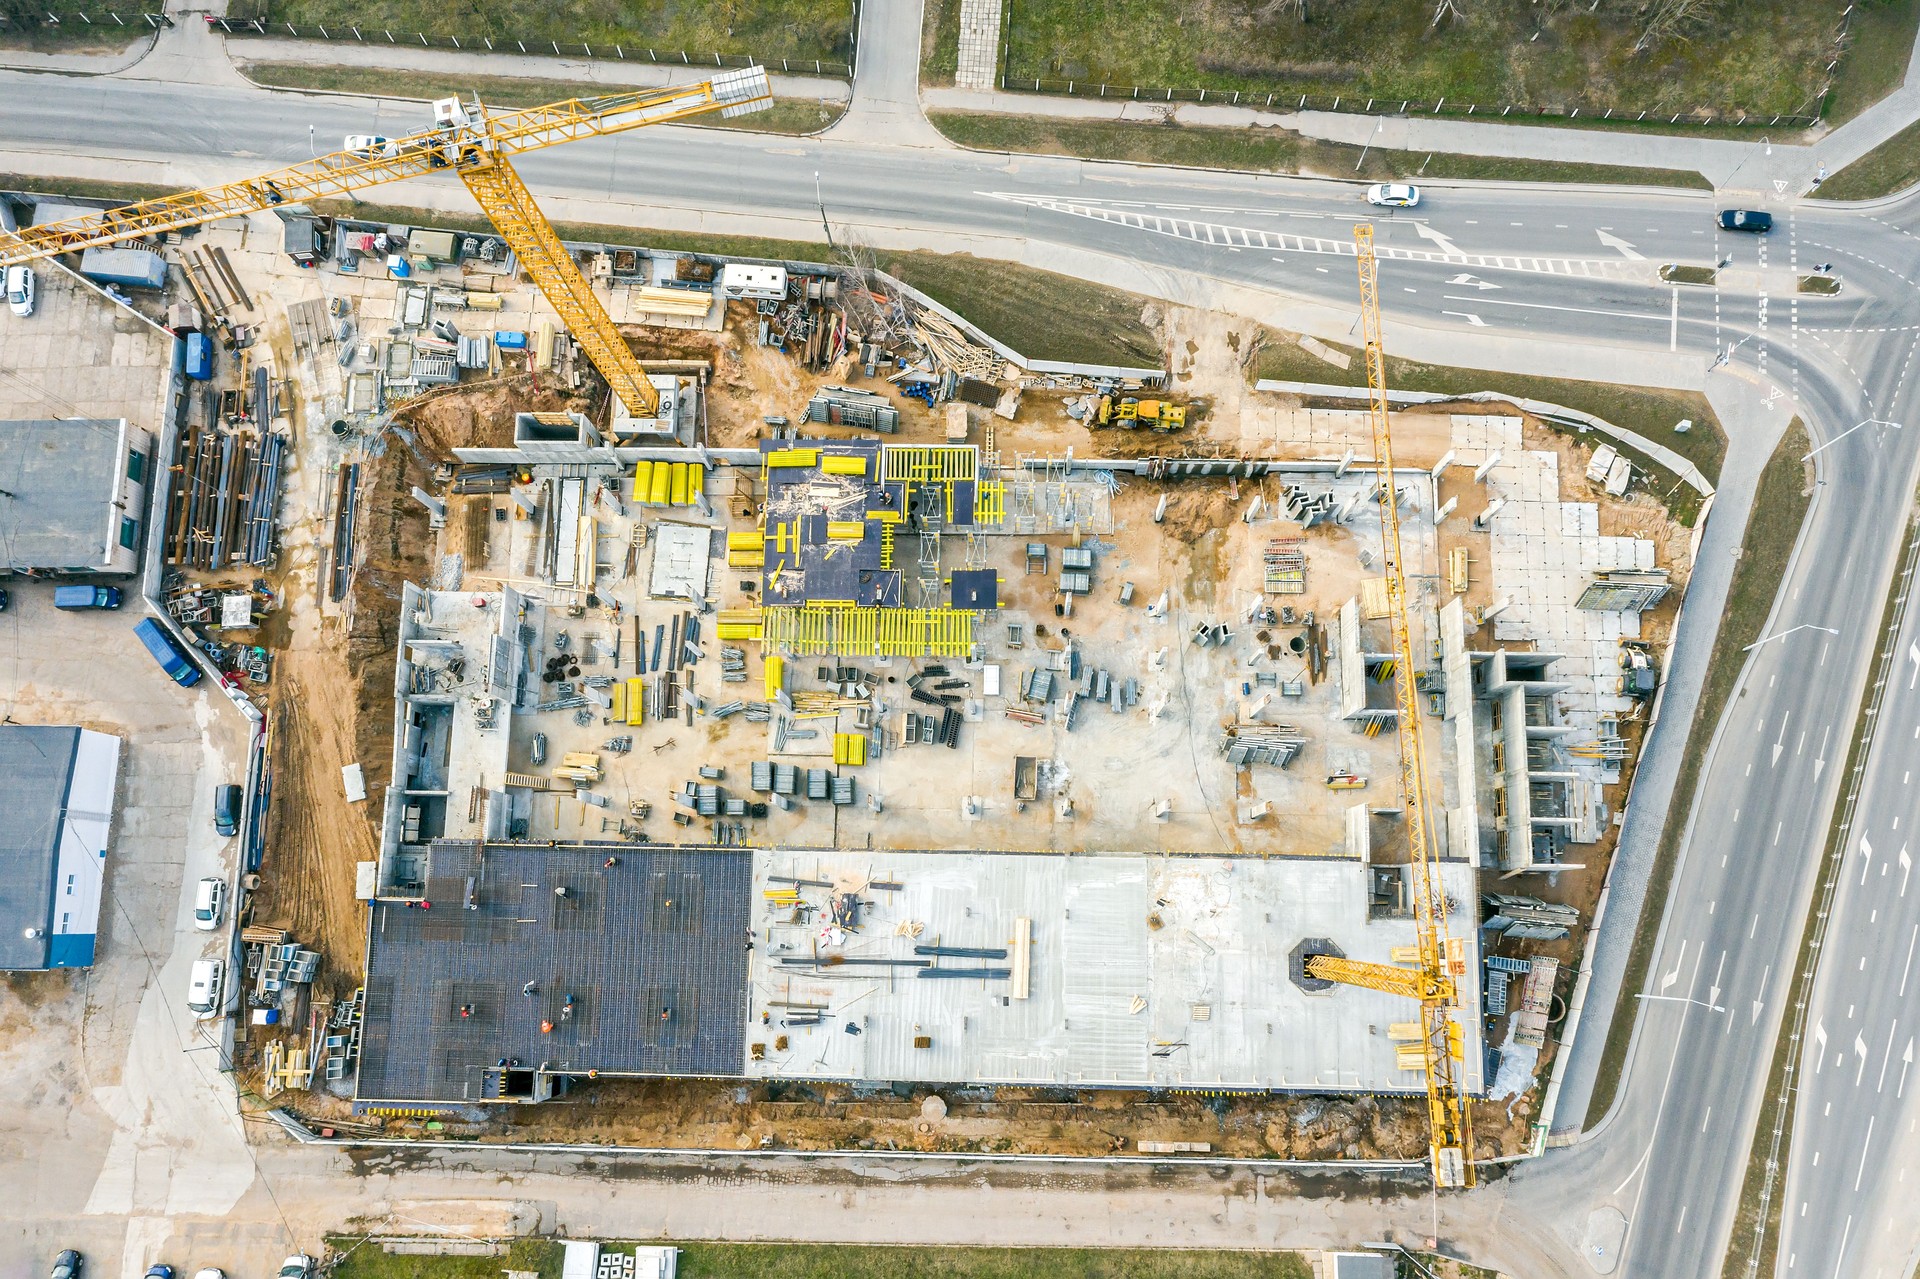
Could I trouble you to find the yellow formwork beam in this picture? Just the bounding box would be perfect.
[759,606,974,657]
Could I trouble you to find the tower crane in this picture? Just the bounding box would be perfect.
[0,66,774,419]
[1299,224,1474,1188]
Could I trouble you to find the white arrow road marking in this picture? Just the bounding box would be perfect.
[1856,1031,1870,1085]
[1908,640,1920,688]
[1862,835,1875,886]
[1878,1021,1901,1091]
[1902,843,1911,897]
[1775,712,1791,766]
[1709,950,1726,1008]
[1661,938,1688,993]
[1440,310,1487,327]
[1597,229,1646,260]
[1752,964,1770,1025]
[1446,273,1500,290]
[1902,924,1918,997]
[1900,1039,1914,1098]
[1814,1020,1828,1072]
[1414,222,1466,258]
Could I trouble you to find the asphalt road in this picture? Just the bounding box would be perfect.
[5,35,1920,1279]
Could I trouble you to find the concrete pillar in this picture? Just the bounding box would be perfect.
[1483,596,1511,619]
[1240,799,1273,823]
[1150,799,1172,822]
[1149,646,1169,672]
[1337,490,1364,523]
[1474,497,1508,530]
[1246,690,1275,720]
[1473,451,1503,483]
[1337,447,1355,478]
[1153,494,1168,524]
[411,487,446,522]
[511,490,538,517]
[1434,496,1458,524]
[1056,794,1074,820]
[1431,449,1456,483]
[1244,496,1265,523]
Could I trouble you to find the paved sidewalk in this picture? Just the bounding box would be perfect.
[827,0,949,145]
[223,36,851,102]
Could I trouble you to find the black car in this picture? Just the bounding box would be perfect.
[1719,208,1773,232]
[51,1252,82,1279]
[213,783,242,838]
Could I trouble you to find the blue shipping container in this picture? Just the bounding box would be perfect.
[495,330,528,350]
[183,333,213,381]
[79,246,167,291]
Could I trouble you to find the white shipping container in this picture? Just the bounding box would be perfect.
[720,263,788,301]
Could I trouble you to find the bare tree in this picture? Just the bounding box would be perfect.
[1633,0,1724,52]
[1431,0,1466,25]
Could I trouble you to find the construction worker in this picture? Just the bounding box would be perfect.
[522,981,537,997]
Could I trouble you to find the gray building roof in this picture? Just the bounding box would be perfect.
[0,418,125,573]
[357,842,752,1105]
[0,727,81,969]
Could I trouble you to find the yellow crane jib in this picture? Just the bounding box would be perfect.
[1304,222,1476,1191]
[0,67,774,418]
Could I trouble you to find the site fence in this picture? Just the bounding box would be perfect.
[213,18,854,78]
[997,76,1824,130]
[0,11,169,34]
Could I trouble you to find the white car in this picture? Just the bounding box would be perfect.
[5,265,35,317]
[192,876,226,932]
[1365,183,1421,208]
[186,957,224,1020]
[193,1270,226,1279]
[277,1257,314,1279]
[343,134,399,159]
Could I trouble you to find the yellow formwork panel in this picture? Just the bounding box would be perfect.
[764,654,785,699]
[649,463,671,506]
[726,549,765,568]
[612,680,626,721]
[687,463,705,503]
[833,732,868,766]
[826,521,865,540]
[669,461,689,506]
[758,605,974,657]
[974,479,1006,526]
[820,454,868,476]
[631,460,654,504]
[625,677,645,725]
[882,444,975,484]
[765,448,820,469]
[727,531,765,550]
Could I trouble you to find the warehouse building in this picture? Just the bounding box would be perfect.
[0,417,154,576]
[0,726,123,970]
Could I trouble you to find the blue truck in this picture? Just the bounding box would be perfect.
[134,617,202,687]
[54,585,122,610]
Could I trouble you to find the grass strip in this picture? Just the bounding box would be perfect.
[1813,117,1920,200]
[239,62,844,134]
[1582,422,1813,1130]
[930,112,1712,189]
[1660,265,1717,286]
[1826,0,1920,124]
[922,0,961,87]
[1797,275,1842,295]
[1250,331,1725,524]
[1718,466,1918,1279]
[326,1238,1316,1279]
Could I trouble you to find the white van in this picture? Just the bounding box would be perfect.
[720,263,788,302]
[192,877,226,932]
[187,958,224,1019]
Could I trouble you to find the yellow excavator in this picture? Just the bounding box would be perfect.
[0,67,773,419]
[1095,394,1186,431]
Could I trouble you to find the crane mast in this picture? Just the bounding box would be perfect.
[1302,224,1474,1188]
[0,67,774,418]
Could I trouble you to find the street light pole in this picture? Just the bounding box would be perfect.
[813,170,837,255]
[1355,120,1383,173]
[1803,417,1901,462]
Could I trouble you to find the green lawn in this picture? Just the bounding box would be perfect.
[1826,0,1920,122]
[1586,421,1814,1134]
[240,62,845,133]
[223,0,854,64]
[931,111,1711,188]
[1251,330,1725,525]
[1813,116,1920,199]
[328,1240,1315,1279]
[1001,0,1863,121]
[923,0,962,85]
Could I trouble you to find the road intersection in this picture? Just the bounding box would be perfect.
[4,3,1920,1274]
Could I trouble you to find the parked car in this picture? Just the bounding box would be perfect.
[343,134,398,159]
[277,1257,315,1279]
[0,588,10,612]
[144,1266,175,1279]
[6,264,36,317]
[186,957,224,1020]
[192,1270,226,1279]
[133,617,202,688]
[1365,183,1421,208]
[193,876,226,932]
[53,585,123,610]
[1719,208,1773,232]
[50,1251,81,1279]
[213,784,242,837]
